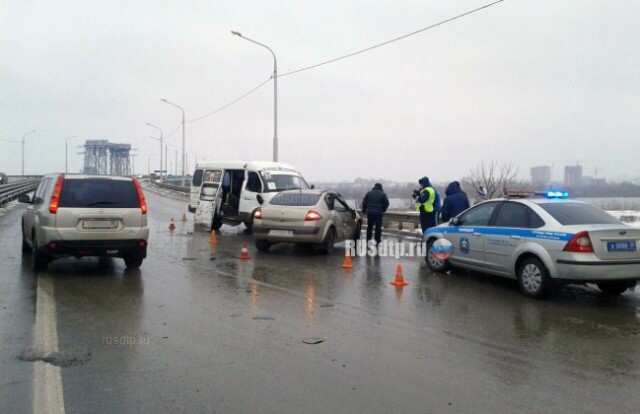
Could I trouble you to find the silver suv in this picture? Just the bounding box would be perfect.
[19,174,149,271]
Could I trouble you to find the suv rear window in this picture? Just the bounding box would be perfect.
[270,193,320,206]
[59,179,140,208]
[537,202,621,225]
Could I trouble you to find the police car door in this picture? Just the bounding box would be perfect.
[484,201,545,276]
[451,201,500,269]
[195,169,223,226]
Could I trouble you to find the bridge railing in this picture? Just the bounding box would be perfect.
[0,179,41,206]
[151,179,189,194]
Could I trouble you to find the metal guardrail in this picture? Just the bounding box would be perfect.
[7,175,43,183]
[0,179,40,206]
[152,180,189,194]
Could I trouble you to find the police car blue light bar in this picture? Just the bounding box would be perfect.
[543,191,569,198]
[505,190,569,199]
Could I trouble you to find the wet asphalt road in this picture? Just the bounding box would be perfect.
[1,188,640,414]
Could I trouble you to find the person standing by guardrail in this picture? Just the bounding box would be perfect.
[440,181,470,222]
[362,183,389,244]
[413,176,437,233]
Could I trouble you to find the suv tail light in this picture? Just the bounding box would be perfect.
[254,208,262,220]
[305,210,323,221]
[563,231,593,253]
[132,177,147,214]
[49,175,65,213]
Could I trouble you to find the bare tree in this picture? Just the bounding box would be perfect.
[463,160,522,199]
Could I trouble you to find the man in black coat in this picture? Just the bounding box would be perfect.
[440,181,470,222]
[362,183,390,244]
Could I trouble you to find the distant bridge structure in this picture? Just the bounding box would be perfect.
[82,139,132,176]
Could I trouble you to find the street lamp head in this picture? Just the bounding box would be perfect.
[231,30,242,37]
[160,98,167,103]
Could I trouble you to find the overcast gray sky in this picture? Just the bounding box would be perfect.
[1,0,639,184]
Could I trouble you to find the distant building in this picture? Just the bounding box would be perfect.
[82,139,132,176]
[564,164,583,188]
[530,166,551,188]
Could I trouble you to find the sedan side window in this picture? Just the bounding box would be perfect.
[493,202,529,228]
[459,202,498,226]
[333,198,349,212]
[325,195,335,210]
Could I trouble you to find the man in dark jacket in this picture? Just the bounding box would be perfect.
[441,181,470,222]
[362,183,389,244]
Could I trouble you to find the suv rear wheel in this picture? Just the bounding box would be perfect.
[124,253,144,269]
[22,226,31,255]
[31,233,48,272]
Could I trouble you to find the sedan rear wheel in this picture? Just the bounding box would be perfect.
[255,240,271,253]
[319,227,335,255]
[517,257,549,299]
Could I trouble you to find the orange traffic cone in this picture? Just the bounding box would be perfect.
[168,219,176,232]
[181,213,188,222]
[209,230,217,244]
[342,251,353,269]
[390,264,408,287]
[238,242,251,260]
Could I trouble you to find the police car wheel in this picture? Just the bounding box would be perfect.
[425,239,451,273]
[597,281,630,296]
[517,257,549,299]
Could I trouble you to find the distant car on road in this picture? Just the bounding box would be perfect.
[19,174,149,271]
[253,189,362,254]
[424,191,640,298]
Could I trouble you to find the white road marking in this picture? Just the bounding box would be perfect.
[33,277,66,414]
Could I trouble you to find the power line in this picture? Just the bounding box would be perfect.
[187,77,272,123]
[159,0,503,130]
[279,0,505,78]
[163,123,182,140]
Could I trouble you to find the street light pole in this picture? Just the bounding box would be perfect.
[231,30,278,162]
[21,130,36,176]
[146,122,164,180]
[65,135,77,174]
[161,99,186,187]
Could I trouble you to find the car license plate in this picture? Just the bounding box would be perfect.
[607,241,637,252]
[83,219,118,230]
[269,229,293,237]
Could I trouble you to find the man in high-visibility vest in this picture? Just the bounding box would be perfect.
[413,176,437,233]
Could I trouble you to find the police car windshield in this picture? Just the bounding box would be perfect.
[260,172,309,193]
[537,202,621,225]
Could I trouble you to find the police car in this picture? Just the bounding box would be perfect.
[423,191,640,298]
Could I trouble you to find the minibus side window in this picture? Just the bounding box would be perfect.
[246,172,262,192]
[192,169,204,187]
